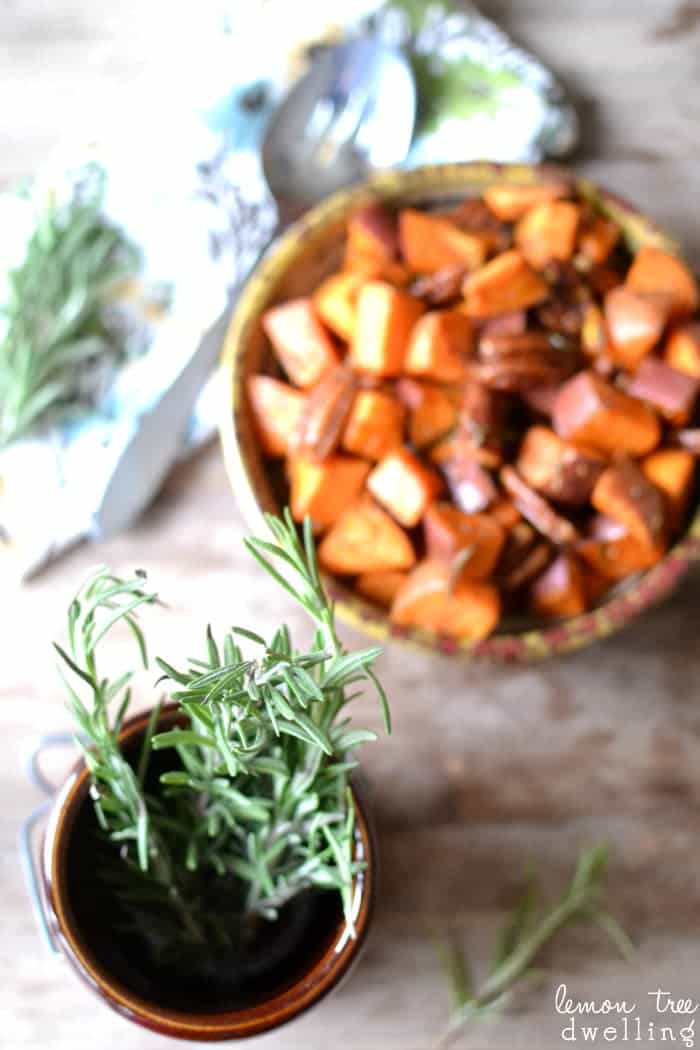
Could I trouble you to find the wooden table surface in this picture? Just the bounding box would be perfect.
[4,3,700,1048]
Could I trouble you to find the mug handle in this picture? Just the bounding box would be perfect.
[19,733,77,957]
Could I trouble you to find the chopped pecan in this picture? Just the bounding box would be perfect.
[409,265,467,306]
[675,428,700,454]
[443,456,499,513]
[294,367,356,459]
[500,466,580,546]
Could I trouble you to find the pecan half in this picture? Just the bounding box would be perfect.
[501,466,580,546]
[294,367,356,459]
[409,265,466,306]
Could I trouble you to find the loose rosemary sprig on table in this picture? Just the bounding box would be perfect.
[436,844,634,1046]
[0,164,141,448]
[54,511,389,949]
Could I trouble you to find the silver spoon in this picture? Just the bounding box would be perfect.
[93,37,415,540]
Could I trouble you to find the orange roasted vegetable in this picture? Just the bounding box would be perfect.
[642,449,696,531]
[516,425,605,506]
[289,455,370,530]
[626,245,698,321]
[318,500,416,575]
[665,323,700,378]
[390,559,500,641]
[604,286,670,369]
[404,310,473,382]
[313,272,365,341]
[350,281,425,376]
[552,371,661,456]
[483,181,570,222]
[399,209,487,274]
[515,201,581,268]
[263,299,339,387]
[423,504,505,579]
[341,389,405,461]
[356,570,408,607]
[367,447,442,527]
[577,531,666,580]
[396,378,457,449]
[347,203,399,262]
[462,250,549,317]
[246,376,305,457]
[530,553,587,619]
[591,460,666,549]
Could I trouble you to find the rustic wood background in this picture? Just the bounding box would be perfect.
[3,2,700,1048]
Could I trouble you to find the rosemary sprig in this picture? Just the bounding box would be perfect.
[437,844,634,1045]
[0,164,141,447]
[54,512,389,949]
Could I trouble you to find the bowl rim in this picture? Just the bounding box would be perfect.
[220,160,700,662]
[41,703,375,1040]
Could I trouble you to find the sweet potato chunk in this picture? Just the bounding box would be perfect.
[246,376,306,458]
[500,466,579,546]
[462,250,549,317]
[552,371,661,456]
[313,272,365,341]
[350,281,425,376]
[356,570,408,607]
[443,456,499,513]
[515,201,581,268]
[341,390,405,461]
[577,216,620,266]
[665,323,700,378]
[626,245,698,321]
[343,248,411,287]
[263,299,339,388]
[318,500,416,575]
[295,367,356,459]
[399,209,487,274]
[289,455,370,530]
[530,553,587,619]
[367,447,442,527]
[396,379,457,449]
[577,532,665,580]
[390,560,500,641]
[347,203,399,262]
[626,356,700,425]
[642,449,696,531]
[516,426,605,506]
[404,311,473,382]
[483,182,570,222]
[423,504,505,579]
[591,460,666,548]
[604,286,670,369]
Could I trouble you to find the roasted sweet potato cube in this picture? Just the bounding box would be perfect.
[604,286,670,369]
[318,500,416,575]
[591,460,666,548]
[350,281,426,376]
[367,447,442,527]
[399,209,487,274]
[500,466,579,546]
[263,299,340,388]
[530,553,587,619]
[626,356,700,425]
[626,245,698,321]
[390,560,500,641]
[490,499,522,531]
[343,248,411,287]
[289,455,370,531]
[395,379,457,449]
[642,449,696,531]
[347,203,399,262]
[423,504,505,579]
[552,371,661,456]
[515,201,581,268]
[404,311,473,382]
[356,570,408,607]
[516,426,605,506]
[665,323,700,379]
[313,272,365,342]
[341,390,405,461]
[577,532,665,580]
[246,376,306,458]
[577,216,620,266]
[482,181,570,222]
[462,250,549,317]
[295,367,356,460]
[443,456,499,513]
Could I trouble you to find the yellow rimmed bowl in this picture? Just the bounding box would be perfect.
[219,162,700,662]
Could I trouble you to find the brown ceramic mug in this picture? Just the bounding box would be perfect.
[26,705,376,1040]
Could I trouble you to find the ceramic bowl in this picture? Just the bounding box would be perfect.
[41,705,375,1040]
[219,162,700,662]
